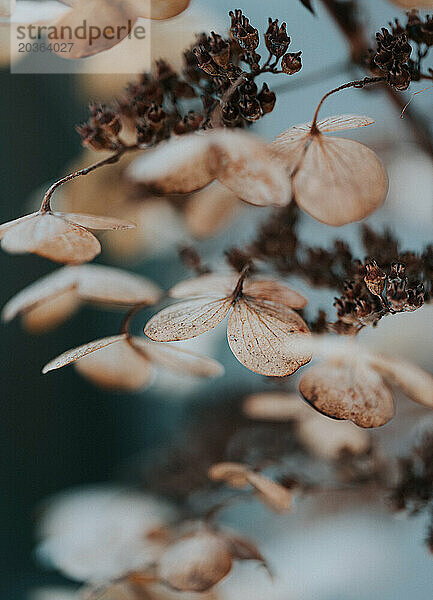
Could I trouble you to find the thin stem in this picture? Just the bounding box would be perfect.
[120,302,151,336]
[39,143,140,213]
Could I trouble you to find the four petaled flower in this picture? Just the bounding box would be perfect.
[144,272,312,376]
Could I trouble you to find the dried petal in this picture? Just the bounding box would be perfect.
[0,212,40,238]
[158,532,233,592]
[74,338,154,391]
[243,392,313,421]
[390,0,433,7]
[23,289,81,334]
[56,212,135,231]
[245,471,292,513]
[299,361,395,428]
[243,279,308,309]
[371,354,433,409]
[315,114,375,133]
[222,530,266,565]
[130,0,191,20]
[144,298,232,341]
[169,273,238,299]
[131,338,224,378]
[227,299,311,376]
[208,462,250,487]
[0,213,101,264]
[184,183,240,239]
[42,334,127,374]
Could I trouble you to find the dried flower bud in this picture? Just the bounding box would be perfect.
[229,9,259,51]
[193,45,219,76]
[146,103,166,131]
[265,18,291,58]
[364,259,386,297]
[258,83,276,114]
[221,103,241,126]
[208,31,231,66]
[136,121,155,145]
[239,95,262,122]
[281,51,302,74]
[76,124,114,152]
[388,64,411,91]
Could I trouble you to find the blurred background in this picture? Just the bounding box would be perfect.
[1,1,432,598]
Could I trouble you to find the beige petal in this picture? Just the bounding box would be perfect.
[0,212,39,239]
[184,182,241,239]
[42,334,127,373]
[50,0,136,59]
[2,267,77,323]
[76,264,161,306]
[299,361,395,428]
[22,288,81,334]
[390,0,433,8]
[371,354,433,409]
[243,279,308,309]
[74,338,154,391]
[316,114,375,133]
[1,213,101,264]
[144,298,232,342]
[55,212,135,231]
[129,0,191,19]
[293,136,388,226]
[158,532,232,592]
[246,472,292,513]
[221,530,266,565]
[227,298,311,376]
[169,273,238,299]
[243,392,313,421]
[208,462,250,488]
[128,135,214,194]
[210,130,291,207]
[131,338,224,378]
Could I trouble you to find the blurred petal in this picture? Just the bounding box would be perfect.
[131,338,224,378]
[316,114,375,133]
[208,462,250,488]
[56,212,135,230]
[74,338,154,391]
[42,334,127,373]
[243,279,308,309]
[169,273,237,299]
[243,392,313,421]
[390,0,433,7]
[299,361,395,428]
[130,0,191,19]
[23,288,81,334]
[227,299,311,376]
[184,182,241,239]
[246,472,292,513]
[144,298,232,341]
[0,212,39,238]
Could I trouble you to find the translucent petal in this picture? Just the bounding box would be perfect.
[22,288,81,334]
[130,0,191,19]
[55,212,135,231]
[184,182,240,239]
[246,472,292,513]
[208,462,250,488]
[144,298,232,341]
[243,392,313,421]
[0,212,39,239]
[42,334,127,373]
[316,114,375,133]
[299,361,395,428]
[227,298,311,376]
[169,273,238,299]
[243,279,308,309]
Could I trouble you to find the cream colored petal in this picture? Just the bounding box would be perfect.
[184,182,241,239]
[208,462,250,488]
[74,338,154,391]
[272,124,310,151]
[315,114,375,133]
[131,338,224,378]
[50,0,136,59]
[1,213,101,263]
[76,264,161,306]
[0,212,39,239]
[246,472,292,513]
[22,288,81,334]
[55,212,135,231]
[128,135,214,194]
[227,299,311,377]
[158,532,233,592]
[243,279,308,310]
[371,354,433,409]
[210,130,291,207]
[129,0,191,19]
[42,334,127,373]
[293,136,388,226]
[169,273,238,299]
[144,298,232,341]
[243,392,313,421]
[299,361,395,428]
[2,267,77,322]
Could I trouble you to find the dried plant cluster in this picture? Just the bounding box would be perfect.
[2,2,433,599]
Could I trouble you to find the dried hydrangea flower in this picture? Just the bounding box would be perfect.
[244,392,370,460]
[297,336,433,428]
[2,264,161,333]
[128,129,291,208]
[209,462,293,513]
[144,272,311,376]
[272,114,388,226]
[37,486,175,583]
[42,332,224,391]
[0,210,134,264]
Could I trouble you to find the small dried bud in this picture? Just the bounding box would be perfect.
[136,121,155,145]
[229,9,259,51]
[258,82,276,114]
[208,31,231,66]
[281,51,302,74]
[364,259,386,297]
[388,64,411,91]
[76,123,114,151]
[193,45,219,76]
[221,103,241,126]
[239,95,262,122]
[146,103,166,131]
[265,18,291,58]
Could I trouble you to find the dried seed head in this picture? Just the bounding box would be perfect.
[229,9,259,51]
[281,51,302,75]
[265,18,291,58]
[364,259,386,297]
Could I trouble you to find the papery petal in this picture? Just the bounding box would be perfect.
[56,212,135,231]
[227,299,311,376]
[144,298,232,341]
[243,279,308,309]
[169,273,238,299]
[243,392,313,421]
[74,338,154,391]
[184,182,241,239]
[0,212,39,238]
[246,472,292,513]
[299,361,395,428]
[208,462,250,488]
[158,532,233,592]
[131,337,224,378]
[293,136,388,226]
[371,354,433,409]
[77,264,161,306]
[2,267,77,322]
[128,135,214,194]
[42,334,127,373]
[316,114,375,133]
[1,213,101,263]
[129,0,191,19]
[23,288,81,334]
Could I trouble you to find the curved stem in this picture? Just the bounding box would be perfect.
[120,301,151,336]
